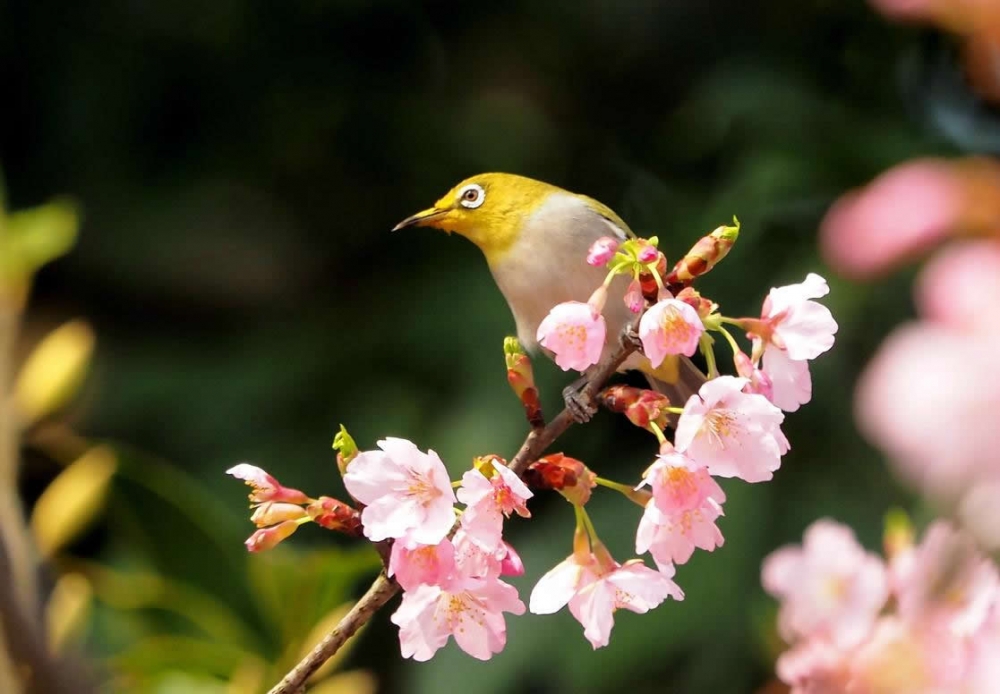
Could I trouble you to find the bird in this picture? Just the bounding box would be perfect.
[393,172,704,417]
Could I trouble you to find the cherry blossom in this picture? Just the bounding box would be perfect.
[638,298,704,366]
[536,300,606,371]
[759,273,838,361]
[457,461,532,551]
[342,437,456,545]
[530,541,683,649]
[389,538,456,591]
[674,376,789,483]
[392,576,526,661]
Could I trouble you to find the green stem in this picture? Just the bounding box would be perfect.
[715,324,742,358]
[647,422,667,446]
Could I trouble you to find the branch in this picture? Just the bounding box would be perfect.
[268,323,640,694]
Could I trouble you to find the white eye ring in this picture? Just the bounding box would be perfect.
[458,183,485,209]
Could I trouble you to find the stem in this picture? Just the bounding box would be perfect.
[268,317,643,693]
[266,573,398,694]
[647,423,667,446]
[714,325,742,358]
[700,333,718,379]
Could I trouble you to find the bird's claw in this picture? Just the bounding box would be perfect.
[563,383,597,423]
[620,323,643,351]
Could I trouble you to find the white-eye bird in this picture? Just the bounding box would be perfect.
[393,173,704,413]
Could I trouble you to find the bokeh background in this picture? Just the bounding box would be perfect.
[0,0,979,692]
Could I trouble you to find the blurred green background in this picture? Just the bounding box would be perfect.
[0,0,959,692]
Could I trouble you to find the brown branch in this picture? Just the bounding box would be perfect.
[267,323,640,694]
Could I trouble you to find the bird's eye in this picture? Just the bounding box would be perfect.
[458,183,485,209]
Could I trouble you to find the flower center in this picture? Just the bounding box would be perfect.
[702,408,736,448]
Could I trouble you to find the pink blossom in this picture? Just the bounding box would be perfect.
[674,376,789,483]
[586,236,619,266]
[734,350,774,402]
[624,278,644,313]
[226,463,309,504]
[635,499,724,568]
[391,576,526,661]
[634,449,726,567]
[761,344,812,412]
[894,521,999,638]
[638,298,704,366]
[498,541,525,577]
[760,273,838,361]
[640,448,725,516]
[529,547,683,649]
[389,538,456,591]
[536,301,606,371]
[457,462,532,551]
[342,437,456,545]
[762,519,889,649]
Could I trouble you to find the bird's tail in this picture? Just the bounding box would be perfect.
[640,355,707,417]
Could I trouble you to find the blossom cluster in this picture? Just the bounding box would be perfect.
[763,517,1000,693]
[227,221,839,661]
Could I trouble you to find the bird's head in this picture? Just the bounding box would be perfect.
[393,173,561,262]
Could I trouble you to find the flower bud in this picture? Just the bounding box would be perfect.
[637,243,659,264]
[245,520,299,552]
[251,502,308,527]
[675,287,717,319]
[666,217,740,285]
[586,237,620,266]
[307,496,363,536]
[525,453,596,506]
[883,508,914,562]
[333,425,359,476]
[599,385,671,430]
[226,463,309,505]
[619,279,642,314]
[499,542,525,577]
[504,338,543,428]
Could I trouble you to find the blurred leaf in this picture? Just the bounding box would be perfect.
[46,572,94,653]
[114,635,253,681]
[86,562,259,650]
[15,319,95,425]
[1,197,79,277]
[307,670,379,694]
[31,445,116,558]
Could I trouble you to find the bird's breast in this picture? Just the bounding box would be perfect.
[486,193,633,355]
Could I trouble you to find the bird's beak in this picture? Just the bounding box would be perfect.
[392,207,448,232]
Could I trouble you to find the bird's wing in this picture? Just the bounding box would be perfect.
[578,195,636,240]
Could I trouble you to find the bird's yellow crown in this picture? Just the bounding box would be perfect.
[394,173,565,262]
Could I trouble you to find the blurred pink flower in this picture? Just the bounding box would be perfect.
[342,437,456,545]
[894,521,999,638]
[638,298,704,365]
[675,376,789,483]
[762,519,888,649]
[536,300,607,371]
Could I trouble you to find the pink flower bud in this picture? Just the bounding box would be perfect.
[226,463,309,504]
[306,496,363,536]
[245,520,299,552]
[251,502,308,527]
[637,243,659,264]
[624,279,645,313]
[499,542,525,577]
[586,237,619,266]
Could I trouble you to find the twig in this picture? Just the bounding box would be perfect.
[267,324,640,694]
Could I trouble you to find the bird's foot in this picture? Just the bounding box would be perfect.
[563,378,597,424]
[620,323,643,352]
